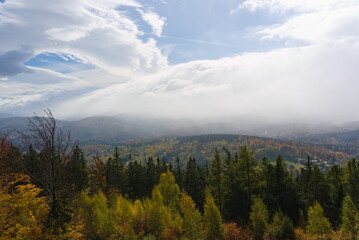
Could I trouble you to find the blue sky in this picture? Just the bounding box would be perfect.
[1,0,359,123]
[24,0,285,68]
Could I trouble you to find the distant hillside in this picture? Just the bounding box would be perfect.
[81,134,351,170]
[1,116,358,166]
[294,129,359,157]
[0,116,273,144]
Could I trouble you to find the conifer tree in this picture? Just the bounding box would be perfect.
[222,147,240,220]
[299,156,331,213]
[265,211,294,240]
[66,145,87,193]
[146,189,171,239]
[89,155,107,193]
[126,160,146,200]
[250,198,268,240]
[327,164,345,228]
[237,145,258,222]
[173,157,183,190]
[179,192,203,240]
[184,156,205,210]
[23,144,42,186]
[340,195,359,238]
[208,148,224,212]
[145,157,158,196]
[261,155,300,224]
[349,165,359,207]
[105,146,125,194]
[306,201,332,235]
[154,170,180,210]
[203,193,224,240]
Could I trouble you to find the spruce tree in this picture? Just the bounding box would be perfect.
[208,148,224,212]
[237,146,258,222]
[173,157,183,190]
[66,145,88,193]
[105,146,125,194]
[327,164,345,228]
[184,156,205,210]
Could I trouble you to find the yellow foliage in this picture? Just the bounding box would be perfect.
[0,174,49,240]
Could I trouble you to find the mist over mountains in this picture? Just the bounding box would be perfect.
[2,115,359,146]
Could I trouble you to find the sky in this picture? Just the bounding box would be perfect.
[0,0,359,124]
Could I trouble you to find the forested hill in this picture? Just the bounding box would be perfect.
[0,116,356,167]
[82,134,351,168]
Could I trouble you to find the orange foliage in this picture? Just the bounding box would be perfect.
[223,222,250,240]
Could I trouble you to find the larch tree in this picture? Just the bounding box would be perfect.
[306,201,332,235]
[340,195,359,238]
[203,193,224,240]
[250,198,268,240]
[179,192,203,240]
[154,170,180,211]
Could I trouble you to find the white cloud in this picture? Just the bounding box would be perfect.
[233,0,359,44]
[233,0,359,13]
[138,9,166,36]
[53,38,359,123]
[0,0,167,76]
[0,67,89,110]
[1,0,359,125]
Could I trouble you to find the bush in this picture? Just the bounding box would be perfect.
[264,212,295,240]
[224,222,250,240]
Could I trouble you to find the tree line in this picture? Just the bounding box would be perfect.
[1,111,359,239]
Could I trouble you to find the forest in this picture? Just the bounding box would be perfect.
[1,112,359,240]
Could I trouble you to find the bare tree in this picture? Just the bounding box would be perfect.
[21,109,74,226]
